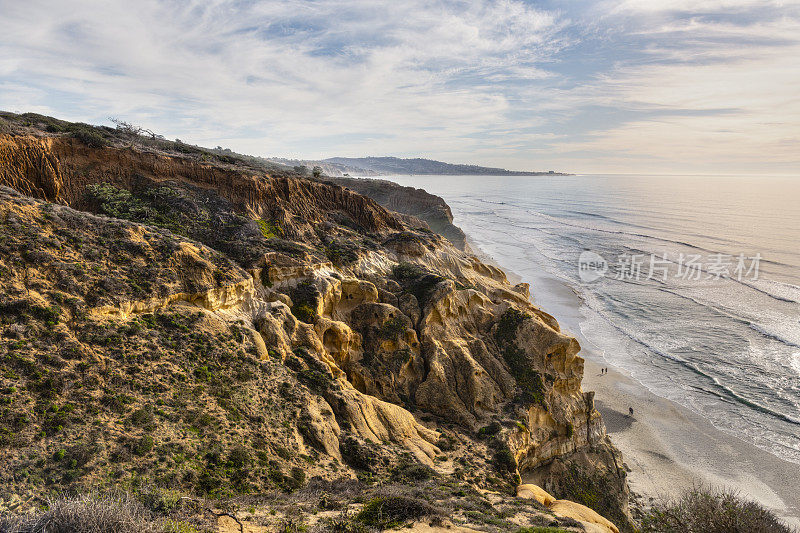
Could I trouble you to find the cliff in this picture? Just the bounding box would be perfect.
[0,113,629,532]
[324,176,468,251]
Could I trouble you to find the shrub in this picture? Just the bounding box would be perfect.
[0,492,159,533]
[494,307,528,346]
[133,435,155,456]
[290,303,316,323]
[377,316,407,340]
[478,421,502,438]
[391,462,435,482]
[70,126,108,148]
[257,219,282,239]
[356,495,436,528]
[86,183,149,220]
[640,487,795,533]
[515,527,569,533]
[391,262,447,305]
[493,309,546,405]
[325,241,359,266]
[227,445,250,469]
[550,464,628,530]
[290,281,319,323]
[493,446,517,473]
[392,262,425,281]
[339,437,376,471]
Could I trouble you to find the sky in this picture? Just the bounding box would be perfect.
[1,0,798,174]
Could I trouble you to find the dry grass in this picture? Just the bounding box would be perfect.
[0,492,159,533]
[640,487,797,533]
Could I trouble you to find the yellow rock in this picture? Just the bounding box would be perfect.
[516,484,619,533]
[549,500,619,533]
[516,484,555,506]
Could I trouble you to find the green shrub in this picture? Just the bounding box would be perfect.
[325,241,359,266]
[87,183,150,220]
[514,527,569,533]
[290,281,319,323]
[356,495,436,528]
[227,445,250,469]
[339,437,376,471]
[391,462,435,482]
[494,307,528,346]
[290,303,315,323]
[133,435,155,456]
[550,464,628,530]
[392,262,425,281]
[257,219,282,239]
[493,309,546,405]
[478,421,502,437]
[493,446,517,473]
[640,487,795,533]
[377,316,408,340]
[391,262,447,305]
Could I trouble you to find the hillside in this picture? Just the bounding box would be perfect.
[0,112,625,533]
[270,156,568,177]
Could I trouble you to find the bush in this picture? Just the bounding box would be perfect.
[339,437,376,471]
[493,309,546,405]
[391,462,435,482]
[290,303,316,323]
[133,435,155,456]
[290,281,319,323]
[0,492,159,533]
[640,487,796,533]
[71,127,108,148]
[377,316,408,340]
[550,464,630,531]
[356,495,436,528]
[515,527,569,533]
[257,219,282,239]
[391,262,447,305]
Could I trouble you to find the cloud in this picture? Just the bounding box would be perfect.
[0,0,797,173]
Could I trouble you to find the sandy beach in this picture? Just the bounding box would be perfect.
[527,273,800,527]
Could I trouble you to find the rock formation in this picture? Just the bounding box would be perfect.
[0,112,630,532]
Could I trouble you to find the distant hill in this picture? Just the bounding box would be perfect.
[268,156,567,177]
[324,156,566,176]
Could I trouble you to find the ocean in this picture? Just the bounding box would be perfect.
[382,173,800,465]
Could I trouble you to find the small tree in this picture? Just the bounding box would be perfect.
[109,118,163,143]
[312,166,323,178]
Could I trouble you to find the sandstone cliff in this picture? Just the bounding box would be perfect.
[0,112,630,532]
[324,176,468,251]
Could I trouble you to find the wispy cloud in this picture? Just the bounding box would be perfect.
[0,0,797,173]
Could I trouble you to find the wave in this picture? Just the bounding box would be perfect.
[488,204,796,271]
[748,323,800,350]
[739,279,800,304]
[578,299,800,427]
[651,286,800,354]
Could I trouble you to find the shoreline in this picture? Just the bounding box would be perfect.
[466,238,800,527]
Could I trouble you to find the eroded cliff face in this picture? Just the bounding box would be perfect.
[0,122,630,531]
[325,176,468,250]
[0,134,403,242]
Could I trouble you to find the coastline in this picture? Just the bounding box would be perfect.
[467,238,800,527]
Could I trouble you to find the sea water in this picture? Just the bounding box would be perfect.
[382,174,800,464]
